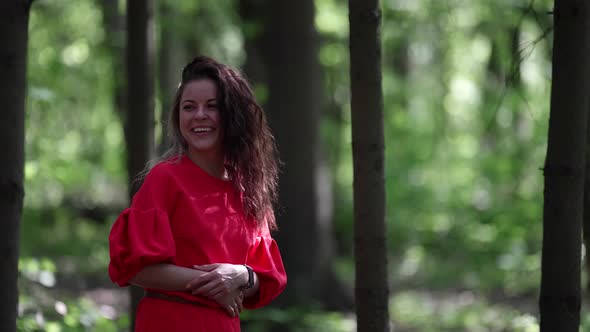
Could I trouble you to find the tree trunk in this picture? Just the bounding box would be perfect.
[584,86,590,301]
[539,0,590,331]
[263,0,346,308]
[264,0,347,308]
[349,0,390,331]
[126,0,155,329]
[157,1,185,153]
[99,0,126,120]
[238,0,268,89]
[581,1,590,305]
[584,85,590,300]
[0,1,32,331]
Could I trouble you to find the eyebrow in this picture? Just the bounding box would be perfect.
[181,98,217,104]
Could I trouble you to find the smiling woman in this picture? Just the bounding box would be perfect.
[108,56,287,332]
[179,79,225,177]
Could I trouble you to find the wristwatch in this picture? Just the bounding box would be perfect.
[242,264,254,290]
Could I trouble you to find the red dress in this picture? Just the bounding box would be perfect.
[108,155,287,331]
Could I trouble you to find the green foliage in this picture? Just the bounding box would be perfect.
[18,291,128,332]
[20,208,112,275]
[19,249,126,331]
[26,0,127,212]
[324,0,553,295]
[391,290,540,332]
[21,0,563,330]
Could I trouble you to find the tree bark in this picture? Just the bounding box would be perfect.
[349,0,390,331]
[584,86,590,301]
[581,0,590,307]
[126,0,155,329]
[539,0,590,331]
[0,1,32,331]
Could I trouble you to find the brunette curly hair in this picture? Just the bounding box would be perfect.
[156,56,280,229]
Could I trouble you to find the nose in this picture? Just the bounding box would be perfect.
[194,105,208,119]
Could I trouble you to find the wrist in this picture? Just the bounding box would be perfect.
[240,264,254,290]
[239,265,248,286]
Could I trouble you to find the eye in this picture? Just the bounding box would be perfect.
[182,105,194,111]
[208,103,218,109]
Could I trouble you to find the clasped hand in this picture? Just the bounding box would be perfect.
[186,263,246,317]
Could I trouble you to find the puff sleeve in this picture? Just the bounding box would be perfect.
[243,224,287,309]
[108,164,177,287]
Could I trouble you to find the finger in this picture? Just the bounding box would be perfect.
[236,291,244,311]
[225,305,236,318]
[191,281,220,296]
[209,285,235,300]
[192,264,219,272]
[194,279,230,297]
[186,272,217,290]
[207,286,229,299]
[186,276,204,290]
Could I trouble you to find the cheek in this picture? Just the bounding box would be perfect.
[178,115,190,138]
[212,113,223,128]
[179,113,191,128]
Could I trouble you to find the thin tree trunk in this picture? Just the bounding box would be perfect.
[99,0,126,120]
[584,90,590,301]
[582,0,590,304]
[238,0,268,89]
[539,0,590,331]
[126,0,155,329]
[157,1,185,153]
[349,0,389,331]
[0,1,32,331]
[581,0,590,302]
[584,85,590,300]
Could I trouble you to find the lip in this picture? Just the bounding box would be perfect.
[190,132,213,137]
[189,131,215,140]
[190,126,215,134]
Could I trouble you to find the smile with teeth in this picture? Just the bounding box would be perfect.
[191,127,213,133]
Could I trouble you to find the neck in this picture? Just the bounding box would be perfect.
[186,149,226,180]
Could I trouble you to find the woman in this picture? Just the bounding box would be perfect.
[108,56,287,331]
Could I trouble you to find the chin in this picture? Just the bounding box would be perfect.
[187,139,215,150]
[188,142,223,154]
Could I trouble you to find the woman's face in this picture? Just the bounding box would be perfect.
[179,79,223,160]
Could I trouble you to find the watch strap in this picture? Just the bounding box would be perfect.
[243,264,254,289]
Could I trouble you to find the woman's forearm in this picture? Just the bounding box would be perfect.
[129,263,206,291]
[242,270,260,298]
[132,263,260,298]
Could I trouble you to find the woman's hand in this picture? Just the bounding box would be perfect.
[215,288,244,317]
[186,263,248,316]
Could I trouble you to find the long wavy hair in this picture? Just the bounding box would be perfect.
[157,56,280,229]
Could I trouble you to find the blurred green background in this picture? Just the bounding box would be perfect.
[19,0,572,331]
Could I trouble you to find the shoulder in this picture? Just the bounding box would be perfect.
[143,157,183,184]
